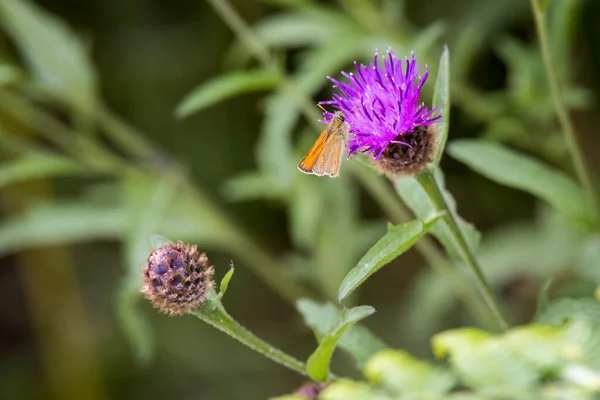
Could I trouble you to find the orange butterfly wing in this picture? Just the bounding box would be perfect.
[297,114,347,177]
[298,127,329,175]
[313,126,345,177]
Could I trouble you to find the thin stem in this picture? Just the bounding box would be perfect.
[194,302,307,376]
[97,106,161,165]
[206,0,277,72]
[530,0,599,223]
[349,162,497,330]
[417,169,510,331]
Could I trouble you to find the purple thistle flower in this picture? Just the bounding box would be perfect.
[321,49,441,161]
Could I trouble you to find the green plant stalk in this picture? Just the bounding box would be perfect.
[206,0,277,72]
[530,0,599,224]
[416,169,510,331]
[194,301,307,376]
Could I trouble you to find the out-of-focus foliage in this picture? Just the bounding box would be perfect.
[275,298,600,399]
[1,0,600,398]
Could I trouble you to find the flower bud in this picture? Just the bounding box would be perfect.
[141,241,214,315]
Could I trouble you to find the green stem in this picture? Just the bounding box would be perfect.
[194,302,307,376]
[349,162,496,330]
[417,169,511,331]
[206,0,277,72]
[530,0,599,223]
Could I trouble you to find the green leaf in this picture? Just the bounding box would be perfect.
[296,300,387,368]
[364,349,456,396]
[320,380,389,400]
[0,201,124,257]
[394,172,480,262]
[0,0,97,113]
[501,324,564,371]
[257,91,298,186]
[562,319,600,371]
[254,11,344,48]
[306,305,376,382]
[222,171,286,201]
[218,264,235,300]
[432,328,539,394]
[448,140,593,227]
[0,153,85,190]
[338,215,441,302]
[289,176,325,249]
[537,298,600,326]
[175,70,280,118]
[432,45,450,165]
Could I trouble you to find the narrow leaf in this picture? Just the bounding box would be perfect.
[297,300,387,368]
[432,45,450,165]
[222,171,285,201]
[175,71,280,118]
[0,0,97,113]
[306,305,375,382]
[218,264,235,299]
[338,215,441,302]
[0,202,124,257]
[0,154,84,189]
[448,140,593,226]
[257,91,298,186]
[394,172,480,262]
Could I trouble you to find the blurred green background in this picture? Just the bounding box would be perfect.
[1,0,600,399]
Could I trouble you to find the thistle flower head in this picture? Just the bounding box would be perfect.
[141,241,214,315]
[322,49,441,174]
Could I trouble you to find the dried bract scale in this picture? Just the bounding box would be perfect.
[322,49,441,176]
[141,240,215,316]
[374,124,437,177]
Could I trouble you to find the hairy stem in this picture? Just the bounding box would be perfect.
[194,301,307,376]
[417,169,510,331]
[530,0,599,224]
